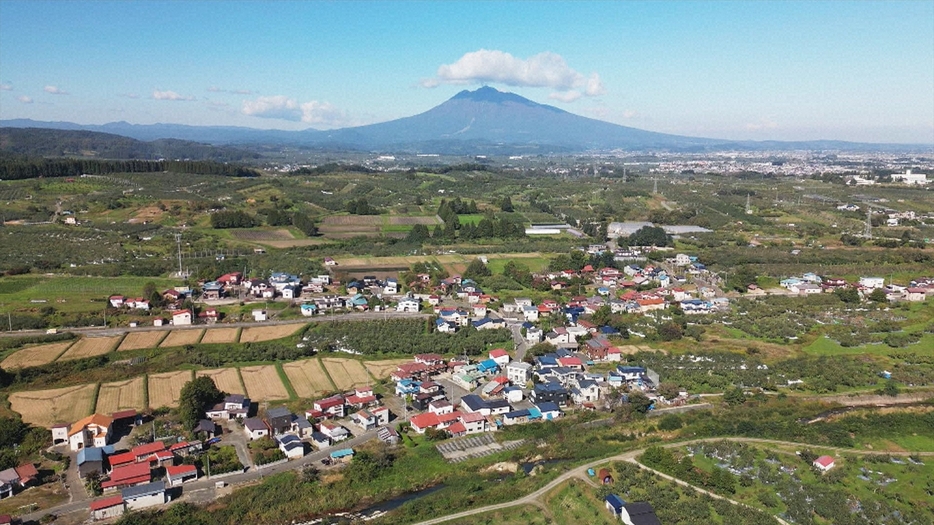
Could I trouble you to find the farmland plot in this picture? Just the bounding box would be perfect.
[322,358,370,390]
[160,329,204,347]
[239,323,304,343]
[282,359,334,398]
[57,335,121,361]
[240,365,289,401]
[363,359,410,380]
[10,384,97,427]
[201,327,240,344]
[196,368,245,396]
[96,377,146,414]
[148,370,194,408]
[1,341,73,369]
[117,331,167,351]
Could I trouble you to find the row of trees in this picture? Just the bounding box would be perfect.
[0,156,259,180]
[263,209,318,236]
[210,210,258,229]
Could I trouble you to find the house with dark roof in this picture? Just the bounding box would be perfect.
[620,501,661,525]
[243,418,270,440]
[121,481,166,511]
[310,432,331,450]
[265,407,294,435]
[531,382,569,406]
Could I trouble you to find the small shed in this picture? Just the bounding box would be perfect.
[330,448,355,463]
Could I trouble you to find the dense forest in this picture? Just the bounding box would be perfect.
[0,155,260,180]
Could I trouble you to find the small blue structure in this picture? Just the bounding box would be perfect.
[605,494,626,517]
[587,468,596,477]
[330,448,355,460]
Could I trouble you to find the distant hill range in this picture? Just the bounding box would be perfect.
[2,87,928,154]
[0,127,261,161]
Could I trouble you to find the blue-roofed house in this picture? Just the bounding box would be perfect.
[536,402,561,420]
[605,494,625,517]
[535,355,558,368]
[300,303,318,317]
[435,318,457,333]
[77,446,113,478]
[349,293,369,310]
[330,448,355,462]
[459,394,488,414]
[477,359,499,374]
[395,379,421,396]
[617,366,646,381]
[502,409,530,426]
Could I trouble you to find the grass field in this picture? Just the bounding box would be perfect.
[0,275,182,314]
[95,377,146,414]
[160,329,204,347]
[546,480,618,525]
[321,358,371,390]
[117,331,167,351]
[363,359,410,380]
[282,359,334,398]
[10,383,97,427]
[57,335,121,361]
[196,368,245,396]
[239,323,305,343]
[445,506,550,525]
[201,327,240,344]
[0,341,73,369]
[148,370,194,408]
[240,365,290,401]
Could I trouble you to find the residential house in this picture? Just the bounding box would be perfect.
[383,278,399,295]
[619,502,661,525]
[525,325,543,343]
[300,303,318,316]
[396,295,420,312]
[531,382,569,406]
[265,407,294,435]
[243,418,270,440]
[90,496,126,521]
[77,446,111,478]
[377,426,401,445]
[536,402,561,420]
[277,434,305,459]
[67,414,113,451]
[571,379,600,404]
[319,422,349,442]
[165,464,198,486]
[435,318,458,333]
[291,417,315,439]
[859,277,885,289]
[201,281,225,300]
[122,481,166,511]
[488,348,510,367]
[314,395,346,418]
[172,310,192,326]
[506,361,532,385]
[310,432,331,450]
[408,412,441,434]
[109,296,126,308]
[102,463,151,491]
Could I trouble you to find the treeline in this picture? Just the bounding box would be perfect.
[345,198,380,215]
[0,155,260,180]
[263,209,317,236]
[291,163,375,175]
[210,211,258,229]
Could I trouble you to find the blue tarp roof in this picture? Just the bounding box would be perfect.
[330,448,354,458]
[605,494,626,511]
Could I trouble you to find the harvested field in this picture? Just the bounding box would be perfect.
[57,336,120,361]
[363,359,411,380]
[229,229,296,241]
[160,329,204,348]
[322,358,370,390]
[95,377,146,414]
[321,215,383,226]
[1,341,73,369]
[10,384,97,428]
[117,331,166,351]
[201,327,240,345]
[239,323,304,343]
[240,365,289,401]
[196,368,245,396]
[387,216,441,225]
[148,370,194,409]
[282,359,334,398]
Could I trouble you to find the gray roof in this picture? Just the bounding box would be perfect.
[122,480,165,499]
[266,407,292,419]
[244,418,267,431]
[506,361,532,370]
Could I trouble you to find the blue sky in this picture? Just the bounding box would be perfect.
[1,0,932,143]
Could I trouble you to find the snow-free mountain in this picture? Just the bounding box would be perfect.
[1,87,924,153]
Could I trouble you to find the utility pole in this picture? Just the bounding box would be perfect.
[653,177,658,195]
[175,233,183,277]
[864,207,872,239]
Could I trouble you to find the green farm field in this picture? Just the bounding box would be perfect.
[0,275,182,313]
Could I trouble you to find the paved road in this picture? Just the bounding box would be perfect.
[410,436,934,525]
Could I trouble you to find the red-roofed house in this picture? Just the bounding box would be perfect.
[102,463,151,491]
[172,309,193,326]
[488,349,510,367]
[107,452,136,470]
[460,412,486,434]
[313,395,346,418]
[557,357,584,370]
[14,463,38,486]
[409,412,441,434]
[90,495,126,520]
[447,421,467,437]
[165,464,198,486]
[132,442,166,463]
[414,353,445,365]
[813,455,835,472]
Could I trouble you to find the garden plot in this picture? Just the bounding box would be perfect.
[196,368,245,396]
[240,365,289,401]
[160,329,204,347]
[239,323,304,343]
[95,377,146,414]
[57,335,121,361]
[148,370,194,408]
[363,359,411,380]
[321,358,370,390]
[282,359,334,398]
[117,331,167,351]
[10,384,97,428]
[1,341,74,369]
[201,327,240,344]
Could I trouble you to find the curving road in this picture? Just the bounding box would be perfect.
[410,436,934,525]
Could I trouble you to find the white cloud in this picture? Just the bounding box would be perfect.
[0,83,12,91]
[745,118,778,131]
[17,95,33,104]
[423,49,606,101]
[152,89,195,101]
[548,91,582,103]
[241,95,346,126]
[44,85,68,95]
